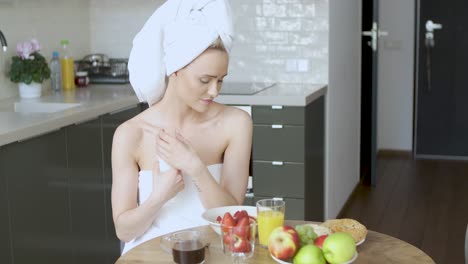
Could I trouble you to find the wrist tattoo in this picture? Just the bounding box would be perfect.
[193,180,202,192]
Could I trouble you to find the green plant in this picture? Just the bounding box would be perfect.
[8,39,51,84]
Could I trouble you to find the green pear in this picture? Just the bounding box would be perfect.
[293,244,326,264]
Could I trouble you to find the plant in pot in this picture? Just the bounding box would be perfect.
[8,39,50,98]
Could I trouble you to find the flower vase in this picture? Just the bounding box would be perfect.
[19,82,42,99]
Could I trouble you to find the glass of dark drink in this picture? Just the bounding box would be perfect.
[160,230,207,264]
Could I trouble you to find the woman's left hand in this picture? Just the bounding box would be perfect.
[157,129,203,174]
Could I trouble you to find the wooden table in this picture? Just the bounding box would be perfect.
[116,220,435,264]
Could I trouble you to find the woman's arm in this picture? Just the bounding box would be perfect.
[111,124,183,242]
[194,109,252,207]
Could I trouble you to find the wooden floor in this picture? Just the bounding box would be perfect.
[339,156,468,264]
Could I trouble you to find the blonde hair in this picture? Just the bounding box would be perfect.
[208,37,226,51]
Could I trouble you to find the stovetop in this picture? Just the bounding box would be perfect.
[219,82,276,95]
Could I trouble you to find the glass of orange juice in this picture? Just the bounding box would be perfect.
[256,198,285,248]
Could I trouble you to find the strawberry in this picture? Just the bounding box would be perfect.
[221,212,236,232]
[216,215,222,223]
[234,210,248,222]
[229,234,252,253]
[223,231,234,245]
[233,217,251,239]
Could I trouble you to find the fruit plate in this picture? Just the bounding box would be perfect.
[201,205,257,235]
[356,238,366,246]
[270,252,358,264]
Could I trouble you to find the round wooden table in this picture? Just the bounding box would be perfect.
[116,220,435,264]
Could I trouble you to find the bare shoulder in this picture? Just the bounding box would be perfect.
[216,105,253,143]
[220,105,253,128]
[112,118,144,153]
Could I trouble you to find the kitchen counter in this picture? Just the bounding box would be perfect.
[216,83,326,106]
[0,84,138,147]
[0,83,326,146]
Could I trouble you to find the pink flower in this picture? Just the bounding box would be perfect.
[16,41,33,59]
[15,39,42,60]
[30,38,41,52]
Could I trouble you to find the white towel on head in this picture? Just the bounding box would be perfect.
[128,0,234,106]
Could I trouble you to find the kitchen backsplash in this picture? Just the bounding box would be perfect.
[90,0,329,84]
[0,0,328,100]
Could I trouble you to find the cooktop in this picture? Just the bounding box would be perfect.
[219,82,276,95]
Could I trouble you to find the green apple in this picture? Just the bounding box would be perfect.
[293,244,326,264]
[322,232,356,264]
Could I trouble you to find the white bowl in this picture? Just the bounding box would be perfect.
[201,205,257,234]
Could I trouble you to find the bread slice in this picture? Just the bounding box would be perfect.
[321,218,368,242]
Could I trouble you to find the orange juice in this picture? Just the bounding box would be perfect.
[61,57,75,90]
[257,210,284,246]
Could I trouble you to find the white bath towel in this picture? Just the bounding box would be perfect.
[128,0,233,106]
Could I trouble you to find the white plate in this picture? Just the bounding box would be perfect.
[201,205,257,235]
[356,237,366,246]
[271,251,358,264]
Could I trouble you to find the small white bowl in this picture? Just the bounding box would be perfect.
[201,205,257,234]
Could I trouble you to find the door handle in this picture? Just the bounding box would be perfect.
[363,22,388,52]
[425,20,443,48]
[424,20,443,92]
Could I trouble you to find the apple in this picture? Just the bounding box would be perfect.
[293,244,326,264]
[268,225,300,260]
[314,234,328,249]
[322,232,356,264]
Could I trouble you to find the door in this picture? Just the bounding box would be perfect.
[360,0,387,185]
[415,0,468,159]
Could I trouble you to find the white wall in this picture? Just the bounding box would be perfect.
[89,0,161,58]
[89,0,329,84]
[0,0,91,100]
[326,0,362,219]
[377,0,415,151]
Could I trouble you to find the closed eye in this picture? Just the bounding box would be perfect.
[200,78,210,84]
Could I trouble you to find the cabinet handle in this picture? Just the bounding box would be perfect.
[271,124,283,129]
[273,197,284,201]
[272,161,284,166]
[272,105,283,110]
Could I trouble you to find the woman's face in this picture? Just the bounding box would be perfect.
[173,48,229,112]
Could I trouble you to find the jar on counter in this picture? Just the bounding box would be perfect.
[75,71,90,88]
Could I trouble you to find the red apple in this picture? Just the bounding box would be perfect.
[268,225,300,260]
[314,235,328,249]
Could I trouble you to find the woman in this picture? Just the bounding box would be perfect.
[111,0,252,254]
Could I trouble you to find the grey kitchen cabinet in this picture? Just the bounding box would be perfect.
[65,118,110,264]
[0,146,12,264]
[101,104,143,260]
[252,96,325,221]
[0,129,71,264]
[243,196,254,206]
[0,104,142,264]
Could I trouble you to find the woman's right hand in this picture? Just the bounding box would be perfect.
[150,159,184,203]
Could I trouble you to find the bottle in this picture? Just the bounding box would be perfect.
[75,71,89,88]
[60,39,75,90]
[50,51,62,92]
